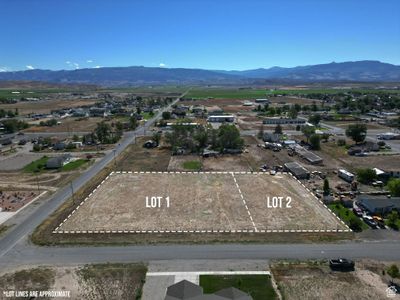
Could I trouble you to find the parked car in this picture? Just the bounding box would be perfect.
[329,258,355,271]
[352,207,363,217]
[270,170,276,176]
[363,216,378,229]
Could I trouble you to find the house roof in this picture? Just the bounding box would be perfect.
[166,280,203,299]
[215,287,252,300]
[358,195,400,211]
[165,281,253,300]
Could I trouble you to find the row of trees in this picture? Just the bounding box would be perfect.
[0,108,18,118]
[165,124,243,153]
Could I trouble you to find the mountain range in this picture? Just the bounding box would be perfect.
[0,60,399,86]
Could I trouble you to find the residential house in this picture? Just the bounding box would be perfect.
[165,280,252,300]
[357,195,400,215]
[263,117,306,125]
[207,115,235,123]
[46,154,72,169]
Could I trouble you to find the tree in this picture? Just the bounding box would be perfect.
[162,111,171,120]
[129,116,138,130]
[348,216,363,232]
[274,124,283,134]
[387,264,400,279]
[95,122,112,144]
[356,168,377,184]
[295,124,301,131]
[308,114,321,126]
[136,106,142,115]
[72,135,80,142]
[288,107,298,119]
[218,124,244,150]
[152,132,161,145]
[387,211,399,230]
[309,134,321,150]
[302,126,315,143]
[193,127,208,149]
[323,178,330,195]
[346,123,367,144]
[387,178,400,197]
[2,119,29,133]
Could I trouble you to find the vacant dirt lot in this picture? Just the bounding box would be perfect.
[236,173,346,231]
[57,172,346,233]
[25,117,104,133]
[271,261,396,300]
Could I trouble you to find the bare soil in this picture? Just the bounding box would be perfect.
[271,260,399,300]
[58,172,345,232]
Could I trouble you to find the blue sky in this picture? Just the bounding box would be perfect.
[0,0,399,71]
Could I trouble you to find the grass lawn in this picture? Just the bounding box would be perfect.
[23,156,49,173]
[328,203,368,231]
[199,275,277,300]
[61,159,89,171]
[182,160,202,171]
[141,112,154,120]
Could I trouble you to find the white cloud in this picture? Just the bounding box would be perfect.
[86,60,93,63]
[26,65,34,70]
[94,65,102,69]
[73,62,80,69]
[65,61,71,65]
[0,66,9,72]
[159,63,166,68]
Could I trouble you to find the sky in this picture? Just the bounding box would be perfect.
[0,0,399,72]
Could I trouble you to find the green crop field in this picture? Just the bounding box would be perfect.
[186,88,400,99]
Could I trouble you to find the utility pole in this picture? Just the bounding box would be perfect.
[35,171,40,192]
[113,149,117,168]
[70,181,75,205]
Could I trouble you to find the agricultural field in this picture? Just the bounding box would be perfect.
[55,172,347,233]
[0,98,98,115]
[185,87,400,100]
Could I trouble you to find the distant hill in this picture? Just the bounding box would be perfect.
[0,61,399,86]
[222,61,400,81]
[0,67,242,86]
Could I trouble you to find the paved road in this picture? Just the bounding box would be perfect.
[0,93,183,259]
[1,240,400,270]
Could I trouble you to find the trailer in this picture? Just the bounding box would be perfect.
[338,169,354,183]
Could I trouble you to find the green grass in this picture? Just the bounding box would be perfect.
[200,275,277,300]
[183,160,202,171]
[328,203,368,230]
[385,219,400,230]
[61,159,89,171]
[140,112,154,120]
[186,88,400,99]
[23,156,49,173]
